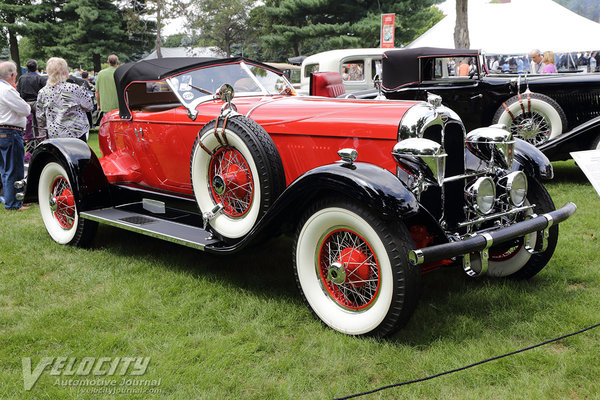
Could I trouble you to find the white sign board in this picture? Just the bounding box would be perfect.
[571,150,600,197]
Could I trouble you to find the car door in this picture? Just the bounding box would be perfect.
[131,107,194,193]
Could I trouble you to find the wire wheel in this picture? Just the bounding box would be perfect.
[208,146,254,218]
[38,161,97,246]
[318,228,380,311]
[493,92,567,146]
[50,176,76,229]
[191,116,284,240]
[509,111,552,146]
[294,200,421,337]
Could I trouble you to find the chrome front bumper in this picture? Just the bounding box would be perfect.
[409,202,577,267]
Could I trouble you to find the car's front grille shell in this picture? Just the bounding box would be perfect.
[420,122,466,228]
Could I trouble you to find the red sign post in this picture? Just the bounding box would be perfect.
[380,13,395,48]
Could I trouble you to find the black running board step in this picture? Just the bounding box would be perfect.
[80,207,222,250]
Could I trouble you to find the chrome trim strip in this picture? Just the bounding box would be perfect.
[457,205,534,229]
[543,213,554,227]
[443,171,486,183]
[539,213,554,252]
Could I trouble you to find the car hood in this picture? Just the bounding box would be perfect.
[238,95,419,140]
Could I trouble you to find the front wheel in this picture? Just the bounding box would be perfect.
[492,92,567,146]
[38,161,97,246]
[294,200,421,337]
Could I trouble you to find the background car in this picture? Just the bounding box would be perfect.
[22,57,575,337]
[299,48,388,94]
[380,47,600,160]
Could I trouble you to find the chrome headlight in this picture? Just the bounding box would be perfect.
[466,127,514,169]
[466,177,496,214]
[499,171,528,206]
[392,138,447,185]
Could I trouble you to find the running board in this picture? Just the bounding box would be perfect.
[80,207,221,251]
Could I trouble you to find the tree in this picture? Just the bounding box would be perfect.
[454,0,469,48]
[181,0,252,57]
[126,0,170,58]
[23,0,156,71]
[259,0,443,59]
[0,0,34,74]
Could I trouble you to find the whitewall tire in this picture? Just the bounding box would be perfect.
[294,200,421,337]
[492,92,567,146]
[190,117,284,240]
[38,161,97,246]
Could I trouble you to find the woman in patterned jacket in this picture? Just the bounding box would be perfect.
[36,57,93,141]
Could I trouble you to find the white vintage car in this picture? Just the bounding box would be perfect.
[299,48,391,94]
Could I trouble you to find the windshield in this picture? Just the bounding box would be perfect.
[166,61,294,111]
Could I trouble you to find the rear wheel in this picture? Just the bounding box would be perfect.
[294,199,421,337]
[38,161,97,246]
[492,92,567,146]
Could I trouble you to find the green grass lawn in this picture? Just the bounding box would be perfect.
[1,153,599,399]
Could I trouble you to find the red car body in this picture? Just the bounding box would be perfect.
[99,96,414,192]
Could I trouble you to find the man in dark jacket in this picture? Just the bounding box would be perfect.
[16,59,47,138]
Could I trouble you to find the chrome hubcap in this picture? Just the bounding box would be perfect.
[327,262,346,285]
[517,119,538,139]
[512,112,551,146]
[49,196,58,212]
[212,175,226,195]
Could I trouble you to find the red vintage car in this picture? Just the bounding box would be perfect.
[22,57,576,337]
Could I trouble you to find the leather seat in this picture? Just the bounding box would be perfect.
[309,72,346,97]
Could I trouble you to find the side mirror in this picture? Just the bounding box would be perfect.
[215,84,238,116]
[215,84,234,103]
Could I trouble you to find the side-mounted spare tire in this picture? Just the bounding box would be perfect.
[492,92,567,146]
[190,115,285,240]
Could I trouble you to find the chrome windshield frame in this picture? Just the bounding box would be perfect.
[165,61,294,120]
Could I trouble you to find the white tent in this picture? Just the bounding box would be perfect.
[407,0,600,53]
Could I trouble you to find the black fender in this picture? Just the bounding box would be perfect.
[511,138,553,180]
[204,161,422,253]
[466,138,553,181]
[538,115,600,161]
[25,138,110,211]
[274,161,420,220]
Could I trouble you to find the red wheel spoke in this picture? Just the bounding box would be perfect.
[50,176,76,229]
[209,146,254,218]
[319,229,380,310]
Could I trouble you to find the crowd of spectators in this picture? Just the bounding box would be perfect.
[486,50,600,74]
[0,54,119,210]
